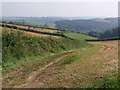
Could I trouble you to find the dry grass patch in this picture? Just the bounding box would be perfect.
[1,23,60,33]
[1,27,61,38]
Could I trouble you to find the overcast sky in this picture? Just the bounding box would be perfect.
[1,0,119,2]
[1,0,118,17]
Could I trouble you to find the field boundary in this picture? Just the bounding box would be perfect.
[1,24,75,40]
[85,38,120,41]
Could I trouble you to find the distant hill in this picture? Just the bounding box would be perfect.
[95,20,112,23]
[55,18,118,33]
[2,17,66,23]
[1,20,56,29]
[84,26,119,39]
[2,17,118,33]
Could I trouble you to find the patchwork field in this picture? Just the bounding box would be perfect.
[1,23,60,33]
[1,26,61,38]
[1,23,98,40]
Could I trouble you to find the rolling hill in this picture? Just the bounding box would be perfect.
[55,18,118,33]
[2,23,89,74]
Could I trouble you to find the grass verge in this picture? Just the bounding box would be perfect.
[79,72,119,88]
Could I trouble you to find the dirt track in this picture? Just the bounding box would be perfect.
[15,51,79,88]
[3,41,118,88]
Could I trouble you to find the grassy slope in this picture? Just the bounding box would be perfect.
[2,25,97,73]
[25,21,56,28]
[1,27,60,38]
[64,32,97,40]
[3,41,119,88]
[2,28,88,73]
[1,24,60,35]
[2,25,118,88]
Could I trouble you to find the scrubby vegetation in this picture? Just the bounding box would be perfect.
[2,29,88,72]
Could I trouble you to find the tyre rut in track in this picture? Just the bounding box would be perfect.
[14,50,79,88]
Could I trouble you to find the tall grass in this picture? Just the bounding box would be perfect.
[2,29,87,72]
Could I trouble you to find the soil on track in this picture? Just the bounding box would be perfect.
[3,50,79,88]
[3,41,118,88]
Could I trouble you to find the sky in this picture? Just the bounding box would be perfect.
[1,0,119,17]
[1,0,119,2]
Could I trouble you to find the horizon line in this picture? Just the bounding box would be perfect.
[1,16,118,18]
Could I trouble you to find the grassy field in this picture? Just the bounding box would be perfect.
[3,41,119,88]
[64,32,97,40]
[22,20,56,29]
[2,20,56,29]
[1,23,60,33]
[1,23,98,40]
